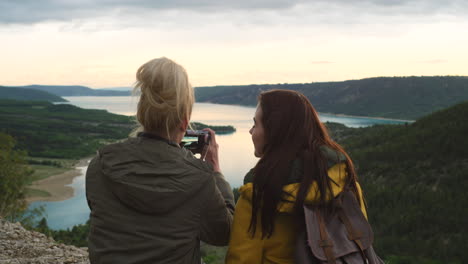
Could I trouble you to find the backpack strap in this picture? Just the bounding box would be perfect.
[337,195,369,263]
[316,210,336,264]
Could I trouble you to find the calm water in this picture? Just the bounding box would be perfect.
[31,96,407,230]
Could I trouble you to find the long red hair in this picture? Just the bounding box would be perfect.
[249,89,359,238]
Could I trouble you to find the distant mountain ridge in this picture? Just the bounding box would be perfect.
[6,76,468,119]
[0,86,67,102]
[9,85,130,96]
[195,76,468,120]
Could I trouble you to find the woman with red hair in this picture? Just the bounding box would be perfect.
[226,89,367,264]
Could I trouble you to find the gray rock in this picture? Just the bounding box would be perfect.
[0,218,90,264]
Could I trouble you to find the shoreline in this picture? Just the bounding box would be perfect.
[197,102,415,122]
[318,112,414,123]
[26,158,91,204]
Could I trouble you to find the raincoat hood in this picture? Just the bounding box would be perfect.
[97,135,213,214]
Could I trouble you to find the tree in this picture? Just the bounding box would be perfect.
[0,133,32,220]
[35,217,52,237]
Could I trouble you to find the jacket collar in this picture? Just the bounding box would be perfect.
[137,132,180,148]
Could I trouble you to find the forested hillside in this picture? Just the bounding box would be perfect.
[338,101,468,263]
[0,86,66,102]
[0,100,237,159]
[0,100,135,158]
[195,76,468,120]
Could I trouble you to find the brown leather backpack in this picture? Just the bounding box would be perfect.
[296,189,384,264]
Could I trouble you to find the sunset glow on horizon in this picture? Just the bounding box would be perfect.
[1,0,467,88]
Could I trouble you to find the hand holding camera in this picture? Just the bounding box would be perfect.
[181,128,220,173]
[182,130,211,154]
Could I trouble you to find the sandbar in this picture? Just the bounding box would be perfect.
[26,158,90,204]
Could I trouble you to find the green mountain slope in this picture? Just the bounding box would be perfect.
[338,100,468,263]
[0,100,237,159]
[0,100,135,158]
[0,86,67,102]
[14,85,130,96]
[195,76,468,120]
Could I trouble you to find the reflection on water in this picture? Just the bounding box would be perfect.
[32,97,406,229]
[63,96,139,116]
[319,113,410,127]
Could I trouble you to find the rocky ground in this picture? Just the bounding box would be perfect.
[0,219,89,264]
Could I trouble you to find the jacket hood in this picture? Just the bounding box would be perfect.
[240,146,348,213]
[96,137,212,214]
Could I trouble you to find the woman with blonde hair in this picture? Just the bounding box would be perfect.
[226,89,367,264]
[86,57,234,264]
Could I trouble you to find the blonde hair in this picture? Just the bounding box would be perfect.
[133,57,194,138]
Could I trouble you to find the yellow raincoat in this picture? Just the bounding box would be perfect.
[225,163,367,264]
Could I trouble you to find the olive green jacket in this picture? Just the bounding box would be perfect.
[85,134,235,264]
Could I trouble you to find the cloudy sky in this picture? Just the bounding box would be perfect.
[1,0,467,88]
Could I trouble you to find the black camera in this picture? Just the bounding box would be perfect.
[180,130,211,154]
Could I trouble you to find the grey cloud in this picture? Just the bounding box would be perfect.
[0,0,299,24]
[0,0,467,24]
